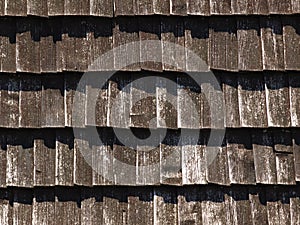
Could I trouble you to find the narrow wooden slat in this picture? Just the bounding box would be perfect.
[275,153,296,185]
[210,17,238,71]
[114,0,135,15]
[90,0,113,16]
[260,17,284,71]
[252,131,277,184]
[171,0,187,15]
[136,0,153,15]
[32,189,55,225]
[48,0,64,15]
[0,18,16,73]
[222,73,240,127]
[41,75,65,127]
[64,0,90,15]
[5,0,27,16]
[0,133,6,187]
[293,130,300,181]
[226,130,256,184]
[19,75,42,128]
[7,132,34,187]
[154,188,178,224]
[64,73,86,127]
[55,188,81,224]
[13,190,33,225]
[138,17,162,72]
[0,190,12,225]
[249,187,268,225]
[55,130,74,186]
[265,73,291,127]
[153,0,170,14]
[0,75,19,128]
[187,0,210,15]
[237,17,263,71]
[74,129,93,186]
[113,18,140,71]
[33,131,56,186]
[160,130,182,185]
[184,17,209,71]
[81,188,103,225]
[283,17,300,70]
[290,73,300,127]
[268,0,292,14]
[27,0,48,16]
[238,73,268,128]
[231,0,269,14]
[290,189,300,225]
[210,0,231,14]
[161,17,186,71]
[177,75,202,129]
[16,19,40,73]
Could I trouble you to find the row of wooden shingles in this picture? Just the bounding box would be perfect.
[1,16,300,73]
[0,72,300,129]
[0,186,299,225]
[0,128,299,188]
[1,0,300,16]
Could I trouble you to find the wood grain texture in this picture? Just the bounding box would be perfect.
[13,190,33,225]
[5,0,27,15]
[41,75,65,127]
[32,189,55,225]
[136,0,153,15]
[171,0,187,15]
[64,0,90,15]
[153,0,170,14]
[260,17,284,71]
[231,0,269,14]
[114,0,136,15]
[252,131,277,184]
[27,0,48,16]
[264,73,291,127]
[238,74,268,128]
[237,17,263,71]
[0,190,13,225]
[293,131,300,181]
[47,0,64,15]
[210,0,231,14]
[90,0,113,16]
[19,75,42,128]
[0,134,6,188]
[55,130,74,186]
[268,0,292,14]
[81,188,103,225]
[7,133,34,187]
[33,131,56,186]
[275,153,296,185]
[290,73,300,127]
[249,187,268,225]
[187,0,210,15]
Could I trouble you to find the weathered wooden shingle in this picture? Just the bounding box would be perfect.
[13,189,33,225]
[47,0,64,15]
[210,0,231,14]
[27,0,48,16]
[187,0,210,15]
[290,73,300,127]
[90,0,113,17]
[64,0,89,15]
[32,189,55,225]
[171,0,187,15]
[153,0,170,14]
[136,0,153,15]
[5,0,27,16]
[114,0,136,15]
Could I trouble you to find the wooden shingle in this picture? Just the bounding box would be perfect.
[290,73,300,127]
[13,190,33,225]
[171,0,187,15]
[27,0,48,17]
[47,0,64,15]
[153,0,170,14]
[0,134,6,188]
[90,0,113,17]
[210,0,231,14]
[5,0,27,16]
[136,0,154,15]
[32,189,55,225]
[187,0,210,15]
[114,0,136,16]
[64,0,89,15]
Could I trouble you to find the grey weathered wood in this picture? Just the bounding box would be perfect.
[19,75,42,128]
[275,153,296,185]
[154,188,178,224]
[0,19,16,73]
[33,132,56,186]
[136,0,153,14]
[252,131,277,184]
[0,75,19,128]
[13,190,33,225]
[27,0,48,16]
[55,130,74,186]
[138,17,162,72]
[90,0,113,16]
[260,17,285,71]
[113,18,140,71]
[16,20,40,73]
[222,73,240,127]
[249,188,268,225]
[5,0,27,15]
[264,73,291,127]
[283,17,300,70]
[177,76,202,129]
[210,0,231,14]
[238,74,268,128]
[187,0,210,15]
[231,0,269,14]
[293,130,300,181]
[292,0,300,13]
[47,0,64,15]
[41,75,65,128]
[290,190,300,225]
[74,130,93,186]
[64,0,90,15]
[161,17,186,71]
[108,75,131,128]
[184,17,209,71]
[290,74,300,127]
[32,189,55,225]
[0,190,12,225]
[7,133,34,187]
[181,130,207,185]
[160,130,182,185]
[114,0,135,15]
[209,17,238,71]
[237,17,263,71]
[153,0,170,14]
[0,134,6,187]
[226,130,256,184]
[268,0,292,14]
[65,73,86,128]
[171,0,187,15]
[128,188,154,224]
[81,188,103,225]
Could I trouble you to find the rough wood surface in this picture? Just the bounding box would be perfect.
[187,0,210,15]
[210,0,231,14]
[47,0,64,15]
[27,0,47,16]
[153,0,170,14]
[13,190,33,225]
[268,0,292,14]
[136,0,153,15]
[64,0,89,15]
[231,0,269,14]
[90,0,113,16]
[293,131,300,181]
[171,0,187,15]
[290,73,300,127]
[5,0,27,15]
[0,134,6,188]
[249,187,268,225]
[114,0,135,15]
[32,189,55,225]
[276,153,296,185]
